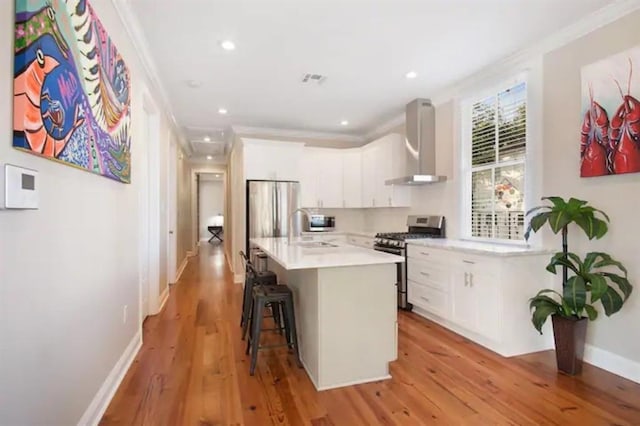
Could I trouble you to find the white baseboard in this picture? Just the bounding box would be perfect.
[157,286,170,314]
[584,344,640,384]
[175,256,189,283]
[77,331,142,426]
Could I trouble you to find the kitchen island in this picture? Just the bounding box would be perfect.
[250,237,404,390]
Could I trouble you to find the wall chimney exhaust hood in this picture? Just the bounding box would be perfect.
[385,99,446,185]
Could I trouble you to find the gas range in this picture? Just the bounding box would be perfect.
[374,232,442,249]
[374,215,446,251]
[374,215,445,311]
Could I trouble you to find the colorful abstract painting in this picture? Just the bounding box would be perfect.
[580,46,640,178]
[13,0,131,183]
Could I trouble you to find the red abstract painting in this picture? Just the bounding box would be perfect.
[580,46,640,178]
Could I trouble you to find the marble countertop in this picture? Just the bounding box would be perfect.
[251,237,404,270]
[407,238,552,257]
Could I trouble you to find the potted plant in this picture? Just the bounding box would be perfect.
[525,197,632,375]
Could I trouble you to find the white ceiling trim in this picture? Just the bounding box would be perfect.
[109,0,191,155]
[231,126,365,143]
[364,0,640,142]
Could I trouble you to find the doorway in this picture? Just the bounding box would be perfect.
[197,172,226,246]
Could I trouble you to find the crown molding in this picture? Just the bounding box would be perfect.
[109,0,191,155]
[365,0,640,141]
[231,126,365,143]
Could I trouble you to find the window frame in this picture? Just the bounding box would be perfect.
[460,73,531,245]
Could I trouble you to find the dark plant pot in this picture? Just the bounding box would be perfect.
[551,314,588,375]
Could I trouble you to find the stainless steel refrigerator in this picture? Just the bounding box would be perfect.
[246,180,302,259]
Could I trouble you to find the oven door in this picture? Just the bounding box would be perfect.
[373,246,409,310]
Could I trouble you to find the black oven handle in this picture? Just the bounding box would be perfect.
[374,246,404,256]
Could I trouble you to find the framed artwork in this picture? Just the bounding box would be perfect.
[580,46,640,178]
[13,0,131,183]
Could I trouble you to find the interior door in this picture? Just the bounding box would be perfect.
[167,137,178,284]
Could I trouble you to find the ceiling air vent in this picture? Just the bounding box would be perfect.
[301,73,326,85]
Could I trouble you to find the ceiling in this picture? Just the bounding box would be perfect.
[129,0,614,160]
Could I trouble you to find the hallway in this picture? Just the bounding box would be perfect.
[100,245,640,425]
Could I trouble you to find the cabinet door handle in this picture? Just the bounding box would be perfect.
[372,198,376,207]
[462,260,475,265]
[388,197,392,206]
[420,252,430,256]
[420,296,430,302]
[420,272,430,277]
[464,272,469,287]
[469,273,474,288]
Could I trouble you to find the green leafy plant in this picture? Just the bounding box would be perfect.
[525,197,632,333]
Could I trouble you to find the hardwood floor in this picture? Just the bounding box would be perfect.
[101,244,640,425]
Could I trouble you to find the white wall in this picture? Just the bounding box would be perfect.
[199,179,225,240]
[0,1,180,424]
[541,10,640,372]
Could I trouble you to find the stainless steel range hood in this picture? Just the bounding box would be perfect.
[385,99,446,185]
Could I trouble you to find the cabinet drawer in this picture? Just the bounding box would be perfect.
[408,280,449,318]
[451,254,500,275]
[407,245,449,265]
[407,259,450,292]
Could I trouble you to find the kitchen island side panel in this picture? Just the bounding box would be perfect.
[317,264,397,389]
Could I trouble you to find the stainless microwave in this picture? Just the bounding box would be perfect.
[305,214,336,232]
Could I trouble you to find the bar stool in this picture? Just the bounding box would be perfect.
[239,251,278,336]
[246,284,301,375]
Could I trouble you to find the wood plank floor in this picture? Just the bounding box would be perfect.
[101,245,640,425]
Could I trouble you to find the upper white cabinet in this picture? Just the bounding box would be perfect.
[243,139,305,181]
[342,149,362,208]
[300,148,344,208]
[361,134,411,208]
[244,134,411,209]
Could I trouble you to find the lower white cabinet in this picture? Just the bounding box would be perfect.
[407,244,554,357]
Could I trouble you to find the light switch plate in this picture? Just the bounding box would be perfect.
[4,164,38,209]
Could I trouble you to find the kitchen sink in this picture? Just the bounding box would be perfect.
[290,241,339,248]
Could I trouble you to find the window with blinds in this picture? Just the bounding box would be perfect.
[468,81,527,241]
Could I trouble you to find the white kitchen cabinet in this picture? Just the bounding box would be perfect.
[243,139,305,181]
[407,243,554,357]
[300,148,343,208]
[361,134,411,208]
[360,142,378,208]
[342,149,362,208]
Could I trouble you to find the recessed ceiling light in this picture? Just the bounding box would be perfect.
[207,155,213,160]
[186,79,202,88]
[340,120,349,126]
[203,136,211,142]
[220,40,236,51]
[215,174,220,178]
[405,71,418,79]
[218,108,228,115]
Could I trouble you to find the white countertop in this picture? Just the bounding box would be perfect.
[407,238,551,257]
[251,237,404,270]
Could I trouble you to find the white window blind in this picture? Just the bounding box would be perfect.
[468,81,527,241]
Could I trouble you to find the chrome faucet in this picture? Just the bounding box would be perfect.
[287,207,313,244]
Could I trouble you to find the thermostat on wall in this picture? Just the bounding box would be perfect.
[4,164,38,209]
